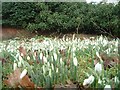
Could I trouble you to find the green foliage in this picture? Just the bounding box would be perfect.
[2,2,120,37]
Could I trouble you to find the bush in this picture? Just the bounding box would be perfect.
[2,2,120,37]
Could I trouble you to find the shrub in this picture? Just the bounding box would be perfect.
[2,2,120,37]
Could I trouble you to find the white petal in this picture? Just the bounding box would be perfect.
[49,69,52,77]
[51,64,54,70]
[60,58,63,65]
[83,75,94,86]
[114,76,119,83]
[73,57,78,66]
[19,55,23,61]
[47,62,50,68]
[104,85,111,90]
[20,69,27,79]
[13,62,17,71]
[53,53,57,61]
[27,56,30,60]
[40,52,43,60]
[43,56,47,63]
[88,75,95,84]
[98,78,102,84]
[21,53,24,57]
[83,79,89,86]
[56,68,58,73]
[95,62,102,73]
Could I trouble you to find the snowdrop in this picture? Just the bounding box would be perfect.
[13,62,17,71]
[20,69,27,79]
[40,52,43,60]
[43,56,47,63]
[73,57,78,66]
[27,56,30,60]
[103,39,108,47]
[56,68,58,73]
[83,75,95,86]
[98,78,102,84]
[43,40,49,46]
[18,55,23,67]
[47,62,50,68]
[95,62,102,73]
[51,63,54,70]
[60,58,63,65]
[42,65,46,74]
[19,55,23,61]
[20,53,24,57]
[72,46,76,52]
[104,85,111,90]
[49,69,52,77]
[114,76,119,84]
[53,53,57,61]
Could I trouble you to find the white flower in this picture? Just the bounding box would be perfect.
[19,55,23,61]
[18,61,22,67]
[88,75,95,84]
[83,75,95,86]
[40,52,43,60]
[60,58,63,65]
[43,56,47,63]
[47,62,50,68]
[83,78,90,86]
[20,69,27,79]
[43,40,49,46]
[56,68,58,73]
[98,78,102,84]
[104,85,111,90]
[27,56,30,60]
[42,65,45,74]
[114,76,119,84]
[72,46,76,52]
[73,57,78,66]
[13,62,17,71]
[60,46,65,51]
[51,63,54,70]
[73,52,76,57]
[53,53,57,61]
[95,62,102,73]
[20,53,24,57]
[49,69,52,77]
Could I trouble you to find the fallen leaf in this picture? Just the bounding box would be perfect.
[20,75,34,88]
[3,69,21,87]
[3,68,35,88]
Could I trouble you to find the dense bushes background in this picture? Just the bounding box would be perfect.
[2,2,120,37]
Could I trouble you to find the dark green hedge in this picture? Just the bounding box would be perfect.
[2,2,120,37]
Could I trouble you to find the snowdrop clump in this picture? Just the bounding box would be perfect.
[0,35,119,88]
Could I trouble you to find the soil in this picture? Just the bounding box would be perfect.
[1,27,36,40]
[0,27,101,40]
